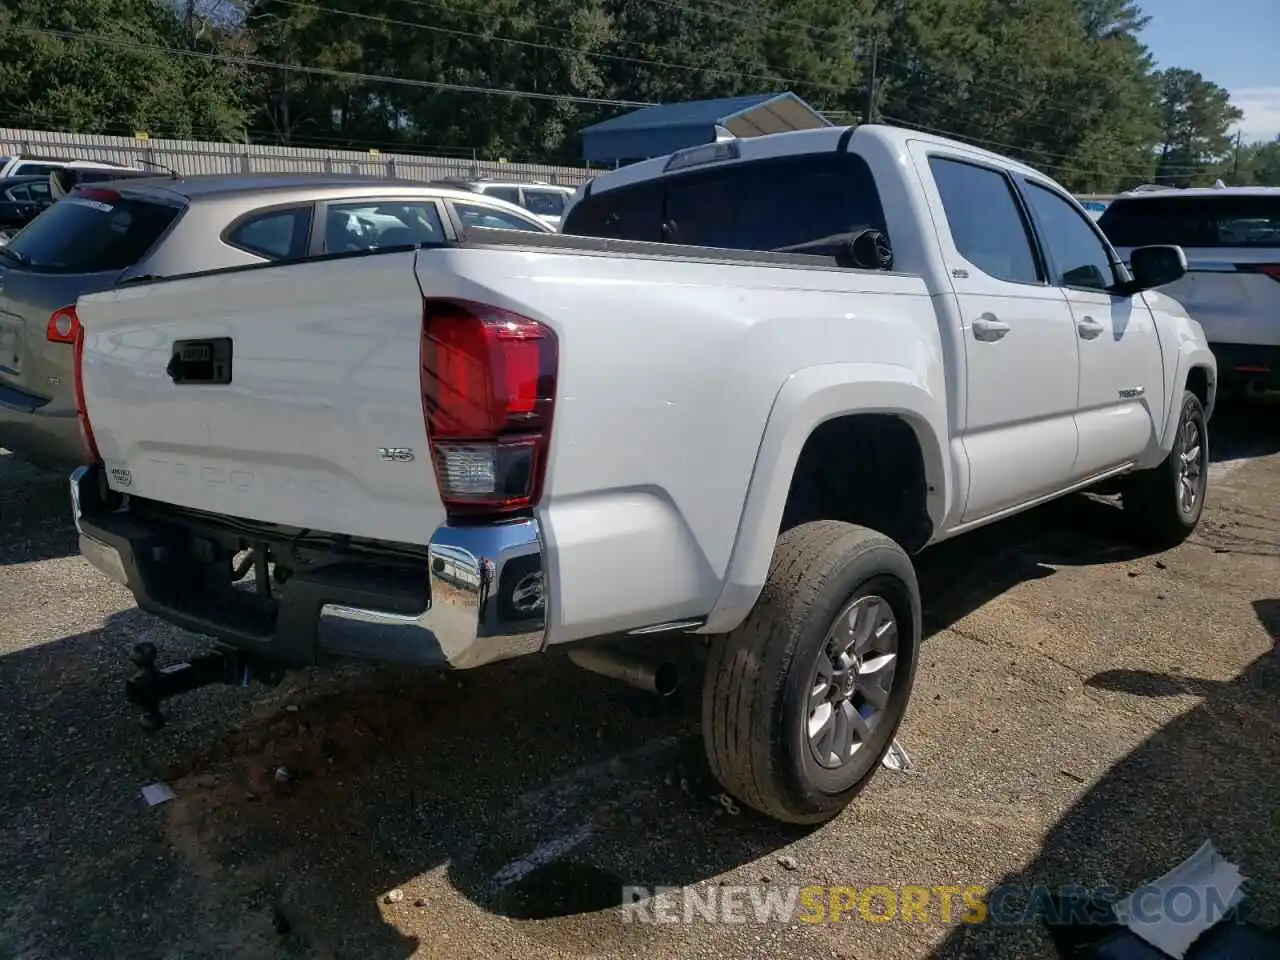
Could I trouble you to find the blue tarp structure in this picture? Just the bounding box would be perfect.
[579,92,831,164]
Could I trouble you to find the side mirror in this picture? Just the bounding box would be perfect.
[1115,244,1187,295]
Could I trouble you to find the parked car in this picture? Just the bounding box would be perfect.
[432,177,577,228]
[0,174,552,466]
[0,155,140,180]
[0,175,54,242]
[69,124,1213,826]
[1097,186,1280,397]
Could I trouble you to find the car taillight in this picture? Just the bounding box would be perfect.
[47,305,81,344]
[420,298,557,519]
[72,187,121,204]
[72,325,102,465]
[1257,265,1280,282]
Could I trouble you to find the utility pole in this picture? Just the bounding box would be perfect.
[863,36,879,125]
[1232,130,1243,179]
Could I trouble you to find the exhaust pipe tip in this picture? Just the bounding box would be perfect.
[652,661,679,698]
[568,646,680,697]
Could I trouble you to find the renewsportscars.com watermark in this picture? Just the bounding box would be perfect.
[621,883,1243,927]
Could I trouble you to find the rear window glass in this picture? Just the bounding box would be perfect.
[562,153,888,258]
[1098,196,1280,248]
[5,192,181,273]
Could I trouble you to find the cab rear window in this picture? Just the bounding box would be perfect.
[1098,196,1280,248]
[4,191,181,273]
[562,152,887,259]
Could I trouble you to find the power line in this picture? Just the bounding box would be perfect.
[879,114,1207,180]
[13,26,656,109]
[265,0,849,94]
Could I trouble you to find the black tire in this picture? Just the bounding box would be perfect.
[702,521,922,825]
[497,553,544,621]
[1121,390,1209,548]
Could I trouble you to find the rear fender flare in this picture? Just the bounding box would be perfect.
[698,363,949,635]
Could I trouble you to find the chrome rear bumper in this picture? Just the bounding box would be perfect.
[70,465,547,670]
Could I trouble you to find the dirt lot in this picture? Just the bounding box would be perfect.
[1,404,1277,960]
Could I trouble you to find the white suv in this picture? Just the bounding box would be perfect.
[0,155,140,180]
[1098,186,1280,396]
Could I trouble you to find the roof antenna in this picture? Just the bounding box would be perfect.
[136,158,180,179]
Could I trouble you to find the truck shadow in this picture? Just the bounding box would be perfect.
[928,610,1280,958]
[2,403,1278,954]
[0,451,77,566]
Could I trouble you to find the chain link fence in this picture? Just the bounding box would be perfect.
[0,128,596,186]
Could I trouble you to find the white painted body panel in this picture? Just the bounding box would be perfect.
[76,252,448,545]
[75,124,1218,648]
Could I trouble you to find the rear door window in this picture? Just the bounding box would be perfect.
[4,190,182,273]
[929,156,1042,285]
[225,206,312,260]
[1098,196,1280,248]
[320,200,446,253]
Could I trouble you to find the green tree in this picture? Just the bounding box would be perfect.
[0,0,247,138]
[1153,67,1243,186]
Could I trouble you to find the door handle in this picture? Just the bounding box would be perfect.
[971,314,1010,342]
[1077,317,1105,340]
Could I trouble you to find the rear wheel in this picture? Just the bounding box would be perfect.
[1122,389,1209,547]
[702,521,921,824]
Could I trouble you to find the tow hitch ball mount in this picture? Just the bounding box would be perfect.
[125,641,285,732]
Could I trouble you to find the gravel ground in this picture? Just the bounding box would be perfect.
[1,402,1277,960]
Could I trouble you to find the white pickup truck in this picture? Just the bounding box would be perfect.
[68,124,1216,825]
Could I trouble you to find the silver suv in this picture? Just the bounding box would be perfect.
[0,173,552,466]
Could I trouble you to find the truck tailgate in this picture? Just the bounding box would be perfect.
[76,252,446,544]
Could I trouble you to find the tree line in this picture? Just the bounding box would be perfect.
[1,0,1276,191]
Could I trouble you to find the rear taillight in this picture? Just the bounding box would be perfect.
[72,325,102,465]
[47,305,81,344]
[72,187,121,204]
[1257,265,1280,282]
[420,298,557,518]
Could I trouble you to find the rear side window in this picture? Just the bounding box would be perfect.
[930,157,1041,285]
[454,202,545,232]
[5,192,181,273]
[523,190,567,217]
[1098,196,1280,248]
[226,206,312,260]
[483,186,520,205]
[563,153,887,258]
[14,162,59,176]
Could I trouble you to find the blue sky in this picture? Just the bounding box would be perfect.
[1140,0,1280,142]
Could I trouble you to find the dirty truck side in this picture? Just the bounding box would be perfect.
[69,125,1216,825]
